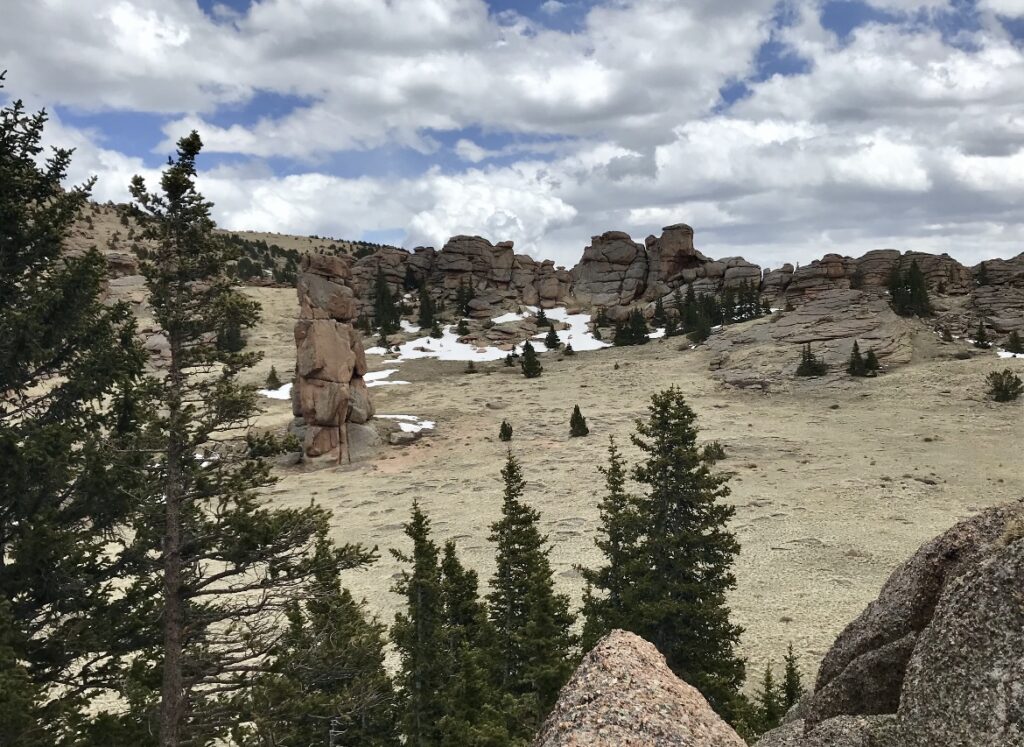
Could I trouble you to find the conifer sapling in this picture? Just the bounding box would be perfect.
[569,405,589,437]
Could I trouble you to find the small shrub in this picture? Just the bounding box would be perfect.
[569,404,589,437]
[953,351,972,361]
[456,318,470,335]
[702,440,727,463]
[1005,330,1023,354]
[940,326,953,342]
[499,419,513,442]
[564,342,575,356]
[988,369,1023,402]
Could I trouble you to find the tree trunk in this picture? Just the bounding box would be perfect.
[159,337,186,747]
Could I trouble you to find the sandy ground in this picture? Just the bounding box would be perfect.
[242,286,1024,688]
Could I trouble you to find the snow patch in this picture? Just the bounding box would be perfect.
[997,350,1024,359]
[377,414,436,433]
[259,382,293,400]
[400,319,421,334]
[530,307,611,352]
[365,369,410,387]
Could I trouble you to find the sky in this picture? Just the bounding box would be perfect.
[3,0,1024,268]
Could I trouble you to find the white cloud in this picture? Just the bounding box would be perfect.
[540,0,567,14]
[978,0,1024,16]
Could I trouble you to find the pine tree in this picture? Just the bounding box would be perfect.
[864,349,880,373]
[535,307,548,326]
[579,438,639,651]
[592,325,603,341]
[417,284,435,329]
[456,318,470,336]
[544,324,561,349]
[664,312,679,337]
[391,503,446,746]
[569,405,589,437]
[988,369,1024,402]
[1006,330,1024,354]
[563,342,575,356]
[755,664,783,733]
[265,365,283,389]
[378,330,392,350]
[973,321,991,349]
[782,643,804,710]
[796,344,828,376]
[499,420,513,442]
[455,278,475,317]
[628,308,650,344]
[687,313,712,344]
[430,320,444,339]
[580,388,745,720]
[520,341,543,379]
[0,76,148,741]
[487,453,576,737]
[976,261,989,286]
[126,133,365,746]
[888,260,931,317]
[233,543,399,747]
[847,341,867,377]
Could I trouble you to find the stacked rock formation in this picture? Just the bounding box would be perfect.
[291,254,376,462]
[541,501,1024,747]
[533,630,746,747]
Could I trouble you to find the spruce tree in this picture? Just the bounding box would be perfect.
[864,349,880,373]
[782,643,804,710]
[888,260,931,317]
[430,320,444,339]
[0,77,148,741]
[126,133,364,746]
[755,664,783,733]
[544,324,560,349]
[265,365,283,389]
[535,307,548,326]
[973,321,991,349]
[374,266,400,333]
[563,342,575,356]
[579,438,639,651]
[580,388,745,720]
[417,284,435,329]
[569,405,589,437]
[456,318,470,336]
[499,420,513,442]
[487,453,576,737]
[796,344,827,376]
[687,313,712,344]
[652,297,667,328]
[520,341,543,379]
[976,261,989,286]
[628,308,650,344]
[233,543,399,747]
[847,341,867,377]
[437,542,513,746]
[1006,330,1024,354]
[391,503,446,746]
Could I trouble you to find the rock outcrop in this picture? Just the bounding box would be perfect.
[759,499,1024,747]
[291,254,374,462]
[533,630,746,747]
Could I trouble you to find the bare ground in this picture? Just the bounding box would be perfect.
[244,286,1024,687]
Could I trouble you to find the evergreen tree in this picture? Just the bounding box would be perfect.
[391,503,446,746]
[888,260,931,317]
[664,313,679,338]
[499,420,513,442]
[974,321,991,349]
[580,388,745,720]
[374,266,401,333]
[782,643,804,710]
[126,133,365,746]
[652,297,667,328]
[687,313,712,345]
[535,307,548,326]
[613,309,649,346]
[593,308,608,328]
[569,405,589,437]
[755,664,783,733]
[864,349,880,373]
[520,341,543,379]
[563,342,575,356]
[456,318,470,336]
[437,542,514,746]
[796,344,828,376]
[455,279,475,317]
[592,325,603,341]
[0,77,148,742]
[1006,330,1024,354]
[233,543,399,747]
[378,330,392,351]
[940,326,953,342]
[417,284,435,329]
[847,341,867,377]
[579,438,639,651]
[265,365,283,389]
[430,320,444,339]
[544,324,560,349]
[976,261,989,286]
[487,453,576,737]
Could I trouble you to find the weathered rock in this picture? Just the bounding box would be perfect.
[570,230,649,310]
[347,377,374,424]
[897,529,1024,746]
[758,716,899,747]
[533,630,746,747]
